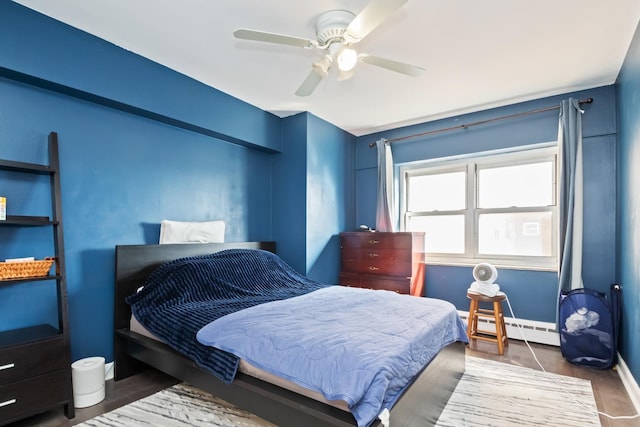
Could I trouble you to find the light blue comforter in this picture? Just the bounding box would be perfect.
[197,286,468,427]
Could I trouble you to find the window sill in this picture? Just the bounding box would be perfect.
[422,259,557,273]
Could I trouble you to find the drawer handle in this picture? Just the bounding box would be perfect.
[368,239,379,244]
[0,363,14,371]
[0,399,16,408]
[368,252,379,257]
[368,266,380,271]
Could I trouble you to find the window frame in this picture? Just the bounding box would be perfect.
[400,144,558,271]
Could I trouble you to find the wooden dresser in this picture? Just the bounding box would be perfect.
[339,232,425,296]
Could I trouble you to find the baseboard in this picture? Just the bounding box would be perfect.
[105,361,114,380]
[459,310,560,346]
[616,354,640,415]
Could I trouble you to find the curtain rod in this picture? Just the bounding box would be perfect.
[368,97,593,147]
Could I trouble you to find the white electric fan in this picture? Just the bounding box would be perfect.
[469,263,501,297]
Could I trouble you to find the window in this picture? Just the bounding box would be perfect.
[401,147,557,269]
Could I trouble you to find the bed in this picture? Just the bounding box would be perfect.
[113,242,467,427]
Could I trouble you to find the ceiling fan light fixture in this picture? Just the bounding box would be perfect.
[312,54,333,78]
[337,47,358,71]
[337,68,355,81]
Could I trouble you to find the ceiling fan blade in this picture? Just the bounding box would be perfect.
[344,0,408,42]
[234,29,316,49]
[360,54,425,77]
[295,68,326,96]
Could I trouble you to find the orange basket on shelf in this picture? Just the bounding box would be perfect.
[0,257,56,280]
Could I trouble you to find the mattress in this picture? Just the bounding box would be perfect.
[130,315,350,412]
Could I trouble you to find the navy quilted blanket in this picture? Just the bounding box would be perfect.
[126,249,332,383]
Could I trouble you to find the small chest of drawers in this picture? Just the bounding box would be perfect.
[0,326,72,426]
[339,232,425,296]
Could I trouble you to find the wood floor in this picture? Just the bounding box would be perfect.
[8,339,639,426]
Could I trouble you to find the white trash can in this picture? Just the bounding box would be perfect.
[71,357,106,408]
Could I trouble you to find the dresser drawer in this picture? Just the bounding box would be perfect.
[340,273,410,294]
[341,248,412,263]
[341,258,412,276]
[339,272,361,287]
[341,233,413,250]
[0,370,67,424]
[0,336,66,386]
[363,275,410,293]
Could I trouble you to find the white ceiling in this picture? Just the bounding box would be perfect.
[13,0,640,137]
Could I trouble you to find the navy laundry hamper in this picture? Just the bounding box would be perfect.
[559,284,621,369]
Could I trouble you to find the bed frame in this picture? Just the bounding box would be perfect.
[113,242,465,427]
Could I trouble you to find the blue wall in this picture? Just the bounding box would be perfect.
[273,113,356,283]
[306,114,356,282]
[616,19,640,387]
[273,114,309,274]
[0,1,280,152]
[355,85,618,323]
[0,2,353,363]
[0,77,275,361]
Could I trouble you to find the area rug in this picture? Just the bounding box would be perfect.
[75,382,276,427]
[435,357,600,427]
[76,357,600,427]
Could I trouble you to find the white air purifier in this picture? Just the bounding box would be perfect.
[72,356,106,408]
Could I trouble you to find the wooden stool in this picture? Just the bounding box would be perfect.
[467,291,508,355]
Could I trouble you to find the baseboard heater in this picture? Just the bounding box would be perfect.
[458,311,560,347]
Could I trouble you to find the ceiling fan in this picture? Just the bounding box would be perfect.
[233,0,425,96]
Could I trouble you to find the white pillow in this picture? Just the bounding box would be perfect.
[159,220,225,244]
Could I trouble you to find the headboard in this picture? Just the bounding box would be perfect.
[114,242,276,332]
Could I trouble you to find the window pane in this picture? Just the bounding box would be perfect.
[478,162,553,208]
[407,171,465,211]
[478,212,553,256]
[407,215,465,254]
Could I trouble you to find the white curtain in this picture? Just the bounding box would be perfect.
[557,98,585,296]
[375,138,395,232]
